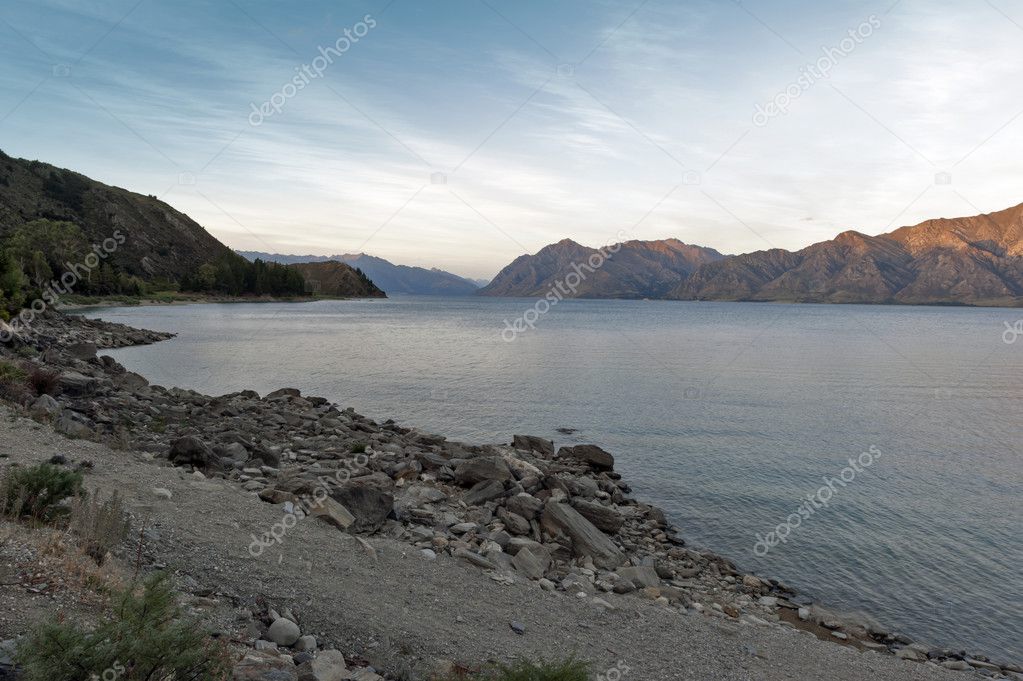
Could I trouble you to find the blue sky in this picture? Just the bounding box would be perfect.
[2,0,1022,278]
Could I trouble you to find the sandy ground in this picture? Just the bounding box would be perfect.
[0,409,964,681]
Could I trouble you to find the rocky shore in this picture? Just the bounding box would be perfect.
[1,311,1019,680]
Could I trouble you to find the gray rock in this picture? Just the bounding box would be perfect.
[557,444,614,471]
[267,617,301,647]
[266,387,302,400]
[30,393,61,418]
[294,635,317,652]
[233,650,298,681]
[571,498,623,533]
[169,435,216,468]
[496,507,531,535]
[57,371,97,396]
[329,485,393,533]
[617,565,660,588]
[543,500,626,569]
[511,546,546,580]
[454,456,512,486]
[452,548,498,570]
[55,414,92,439]
[463,479,505,505]
[505,493,544,520]
[511,435,554,457]
[296,649,349,681]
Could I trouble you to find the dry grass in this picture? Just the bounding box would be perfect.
[68,489,130,565]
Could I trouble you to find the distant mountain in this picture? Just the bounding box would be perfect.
[289,261,386,298]
[478,238,725,298]
[238,251,479,296]
[671,202,1023,305]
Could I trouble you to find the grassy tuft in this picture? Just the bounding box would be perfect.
[0,462,83,521]
[448,658,591,681]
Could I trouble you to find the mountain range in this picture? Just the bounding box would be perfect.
[483,203,1023,306]
[478,238,725,298]
[238,251,481,296]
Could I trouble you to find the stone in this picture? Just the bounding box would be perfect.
[329,485,393,533]
[153,487,173,500]
[571,498,623,533]
[557,444,614,471]
[296,649,350,681]
[308,497,356,531]
[496,507,531,535]
[512,435,554,457]
[169,435,216,468]
[234,650,299,680]
[510,621,526,635]
[616,565,660,588]
[895,647,922,661]
[463,479,505,505]
[58,371,97,396]
[454,456,512,486]
[420,548,437,560]
[941,660,972,671]
[55,414,92,439]
[266,387,302,400]
[504,493,544,520]
[452,548,498,570]
[66,342,98,360]
[542,500,626,568]
[30,393,61,418]
[267,617,301,647]
[294,635,317,652]
[511,546,546,580]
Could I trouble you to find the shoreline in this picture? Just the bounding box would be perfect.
[55,292,381,311]
[1,310,1019,676]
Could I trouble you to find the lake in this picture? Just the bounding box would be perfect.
[83,297,1023,663]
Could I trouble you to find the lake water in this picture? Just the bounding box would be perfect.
[83,297,1023,663]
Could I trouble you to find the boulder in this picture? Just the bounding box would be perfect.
[266,387,302,400]
[66,342,97,360]
[496,507,530,535]
[571,498,624,534]
[617,565,660,588]
[504,493,544,520]
[543,500,626,568]
[297,649,349,681]
[463,479,505,505]
[30,394,61,419]
[329,485,393,533]
[57,371,97,396]
[55,414,92,439]
[168,436,216,468]
[233,650,299,681]
[512,435,554,457]
[267,617,301,646]
[454,456,512,486]
[511,546,546,580]
[557,444,614,471]
[308,497,356,531]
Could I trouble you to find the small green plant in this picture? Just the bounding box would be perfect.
[0,462,84,521]
[350,441,367,454]
[454,659,591,681]
[68,489,130,564]
[0,359,30,403]
[15,572,231,681]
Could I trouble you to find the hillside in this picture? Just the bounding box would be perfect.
[289,261,386,298]
[670,202,1023,305]
[0,150,233,283]
[239,251,479,295]
[478,238,725,298]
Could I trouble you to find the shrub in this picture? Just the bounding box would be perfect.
[0,359,30,403]
[350,442,367,454]
[68,489,130,564]
[27,366,59,396]
[0,462,84,521]
[453,659,591,681]
[15,572,231,681]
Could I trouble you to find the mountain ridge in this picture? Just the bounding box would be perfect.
[238,250,480,296]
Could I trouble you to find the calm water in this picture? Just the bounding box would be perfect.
[84,298,1023,663]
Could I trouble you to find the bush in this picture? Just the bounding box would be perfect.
[68,489,130,564]
[454,659,591,681]
[27,366,59,396]
[15,572,231,681]
[0,462,83,521]
[0,359,30,402]
[350,442,367,454]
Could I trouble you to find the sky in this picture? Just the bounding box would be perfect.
[1,0,1022,279]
